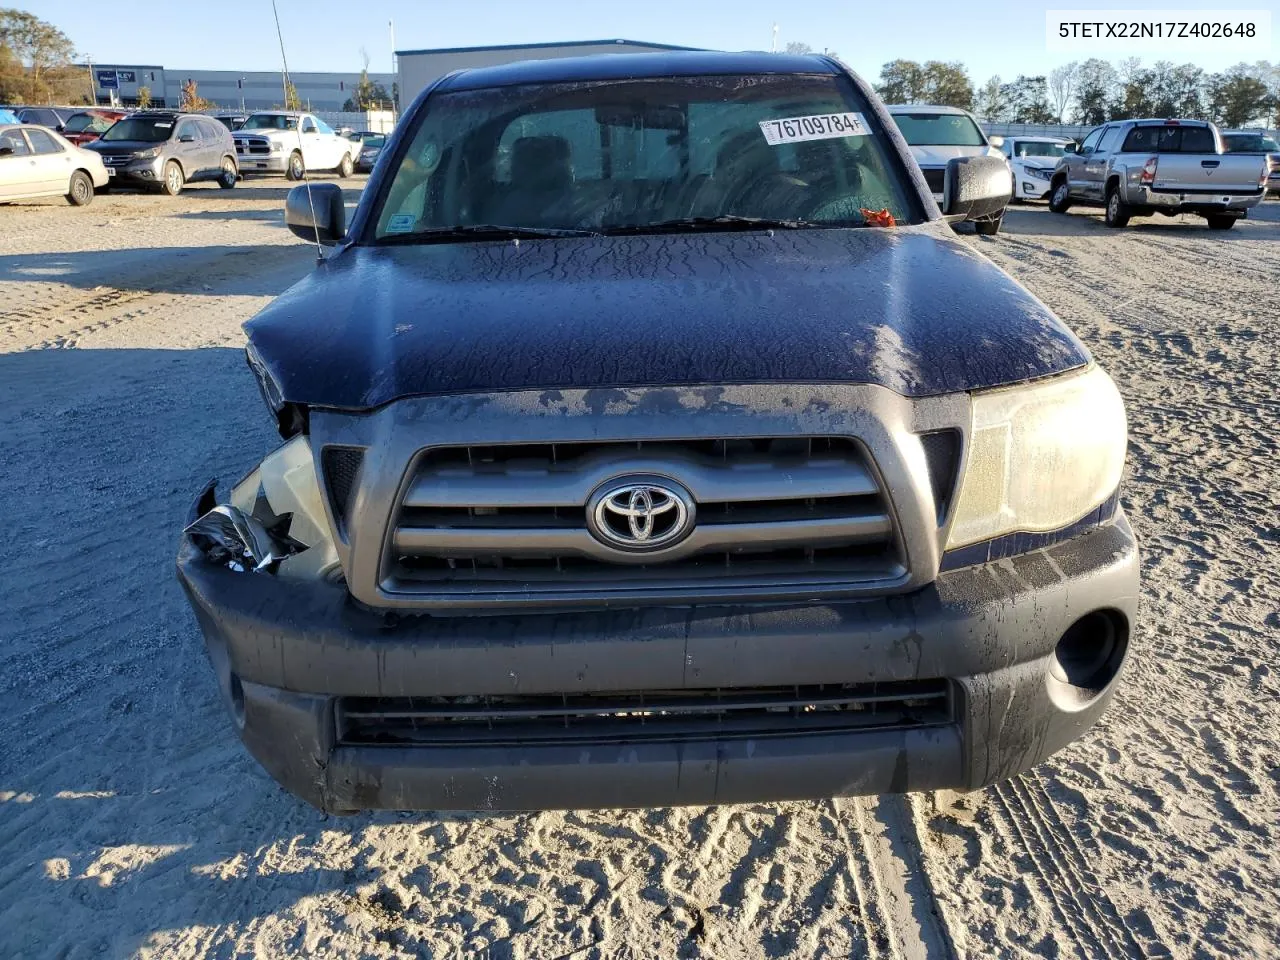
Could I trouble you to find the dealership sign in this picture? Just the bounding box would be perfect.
[97,70,118,89]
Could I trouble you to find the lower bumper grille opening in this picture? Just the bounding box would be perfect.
[336,680,952,747]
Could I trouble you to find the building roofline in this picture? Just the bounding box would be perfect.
[395,38,701,57]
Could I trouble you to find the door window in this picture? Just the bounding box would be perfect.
[1095,126,1122,153]
[313,117,335,135]
[175,119,198,141]
[197,119,223,140]
[301,117,317,134]
[25,128,64,155]
[0,128,31,157]
[1078,128,1103,155]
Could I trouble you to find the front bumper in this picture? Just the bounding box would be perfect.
[101,155,165,185]
[177,512,1140,812]
[236,152,289,174]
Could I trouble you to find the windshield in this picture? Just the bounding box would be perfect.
[1223,133,1280,152]
[64,113,116,134]
[100,117,174,142]
[374,74,913,240]
[242,114,299,131]
[1015,141,1068,159]
[891,112,987,147]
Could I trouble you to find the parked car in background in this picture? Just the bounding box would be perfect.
[232,111,359,180]
[0,108,17,124]
[355,133,385,172]
[1048,119,1268,229]
[17,107,76,131]
[887,104,1009,234]
[214,114,249,131]
[61,109,129,146]
[0,123,108,205]
[999,136,1074,202]
[84,111,238,195]
[1220,129,1280,197]
[177,51,1134,814]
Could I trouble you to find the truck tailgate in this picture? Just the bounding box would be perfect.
[1152,154,1266,194]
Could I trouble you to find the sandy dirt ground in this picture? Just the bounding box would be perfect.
[0,180,1277,959]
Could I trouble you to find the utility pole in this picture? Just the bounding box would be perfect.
[86,54,95,105]
[240,77,245,113]
[389,19,396,74]
[771,23,778,53]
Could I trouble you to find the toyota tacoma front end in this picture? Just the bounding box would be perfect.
[177,51,1138,812]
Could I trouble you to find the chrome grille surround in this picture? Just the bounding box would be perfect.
[308,384,970,611]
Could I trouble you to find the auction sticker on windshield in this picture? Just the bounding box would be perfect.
[759,113,869,145]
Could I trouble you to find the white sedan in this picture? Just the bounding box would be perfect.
[1000,136,1075,202]
[0,123,109,205]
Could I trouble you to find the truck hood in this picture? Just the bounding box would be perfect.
[245,225,1090,411]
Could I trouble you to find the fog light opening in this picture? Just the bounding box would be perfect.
[1050,611,1127,690]
[229,673,247,730]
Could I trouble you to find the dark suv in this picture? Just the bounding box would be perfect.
[178,52,1135,814]
[85,111,237,195]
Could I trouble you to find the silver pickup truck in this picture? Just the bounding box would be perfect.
[1048,119,1268,229]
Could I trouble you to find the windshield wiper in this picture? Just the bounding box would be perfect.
[378,224,599,244]
[600,215,816,235]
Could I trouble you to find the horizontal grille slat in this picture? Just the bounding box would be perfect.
[337,681,952,747]
[393,514,892,558]
[383,437,904,600]
[402,454,879,509]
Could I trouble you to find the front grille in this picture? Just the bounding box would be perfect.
[383,438,904,598]
[100,154,133,167]
[921,167,946,194]
[336,680,951,747]
[234,137,271,156]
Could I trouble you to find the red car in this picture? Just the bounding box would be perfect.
[61,109,128,145]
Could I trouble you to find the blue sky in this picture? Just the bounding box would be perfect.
[29,0,1280,83]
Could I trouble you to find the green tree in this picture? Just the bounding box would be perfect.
[975,75,1010,121]
[875,59,972,109]
[0,7,81,103]
[1073,59,1117,125]
[876,59,926,104]
[1000,75,1056,123]
[1207,64,1273,127]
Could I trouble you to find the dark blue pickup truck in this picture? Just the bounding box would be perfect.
[178,51,1138,812]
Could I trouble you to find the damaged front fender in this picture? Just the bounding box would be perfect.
[185,436,341,581]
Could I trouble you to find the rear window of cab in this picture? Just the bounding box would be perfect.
[1121,125,1216,153]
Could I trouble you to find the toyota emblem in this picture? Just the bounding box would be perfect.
[587,477,695,552]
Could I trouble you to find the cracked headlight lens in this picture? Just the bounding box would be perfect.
[946,366,1127,550]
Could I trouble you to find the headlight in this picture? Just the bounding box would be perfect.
[946,366,1126,550]
[270,141,284,153]
[135,146,162,160]
[1029,167,1053,181]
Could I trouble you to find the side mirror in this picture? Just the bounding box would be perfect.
[285,182,346,245]
[987,135,1004,148]
[178,134,195,142]
[942,155,1011,222]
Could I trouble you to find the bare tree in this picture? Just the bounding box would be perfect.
[1048,62,1079,122]
[784,41,813,55]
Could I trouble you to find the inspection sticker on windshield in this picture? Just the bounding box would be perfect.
[759,112,869,145]
[386,213,416,234]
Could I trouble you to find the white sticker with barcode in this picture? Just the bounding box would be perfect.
[759,112,870,145]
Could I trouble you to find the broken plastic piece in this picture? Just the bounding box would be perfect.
[185,504,297,573]
[860,208,896,228]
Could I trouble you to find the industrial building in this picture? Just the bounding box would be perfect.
[85,65,396,111]
[394,39,699,105]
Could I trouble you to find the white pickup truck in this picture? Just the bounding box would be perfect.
[232,112,359,180]
[1048,119,1268,230]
